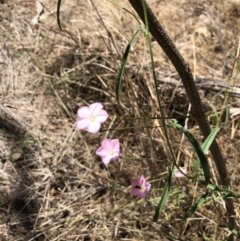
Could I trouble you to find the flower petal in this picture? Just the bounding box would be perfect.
[96,147,109,157]
[87,121,101,133]
[111,139,120,150]
[89,102,104,115]
[111,153,119,160]
[101,138,112,150]
[139,175,146,186]
[145,182,151,191]
[101,156,112,166]
[175,167,186,178]
[131,187,141,197]
[139,191,147,199]
[76,119,91,130]
[77,106,90,118]
[95,109,108,123]
[131,179,140,187]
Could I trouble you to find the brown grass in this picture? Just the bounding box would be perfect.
[0,0,240,240]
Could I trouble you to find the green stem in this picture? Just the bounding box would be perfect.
[141,0,176,169]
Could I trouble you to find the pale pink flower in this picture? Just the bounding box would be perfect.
[76,103,108,133]
[175,166,187,178]
[131,175,151,199]
[96,138,120,166]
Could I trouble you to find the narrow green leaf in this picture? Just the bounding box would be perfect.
[116,30,143,103]
[207,183,218,191]
[183,192,211,220]
[57,0,63,31]
[153,170,173,222]
[194,127,220,178]
[207,183,240,198]
[201,128,220,154]
[170,122,211,185]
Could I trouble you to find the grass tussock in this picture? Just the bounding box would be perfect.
[0,0,240,240]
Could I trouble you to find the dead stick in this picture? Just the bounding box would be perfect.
[128,0,236,237]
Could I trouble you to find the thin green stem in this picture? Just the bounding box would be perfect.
[141,0,176,169]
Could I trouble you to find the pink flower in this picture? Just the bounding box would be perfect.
[76,103,108,133]
[175,166,187,178]
[131,175,151,199]
[96,138,120,166]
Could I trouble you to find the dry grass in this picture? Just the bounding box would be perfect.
[0,0,240,240]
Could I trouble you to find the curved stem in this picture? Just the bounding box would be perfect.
[128,0,236,238]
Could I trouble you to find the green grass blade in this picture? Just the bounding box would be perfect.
[194,127,220,177]
[116,29,143,103]
[153,170,173,222]
[183,192,211,220]
[201,127,220,154]
[57,0,63,30]
[170,121,211,185]
[207,183,240,198]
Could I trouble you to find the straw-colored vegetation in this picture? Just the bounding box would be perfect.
[0,0,240,240]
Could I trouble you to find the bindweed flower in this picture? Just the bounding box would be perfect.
[175,166,187,178]
[96,138,120,166]
[76,102,108,133]
[131,175,151,199]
